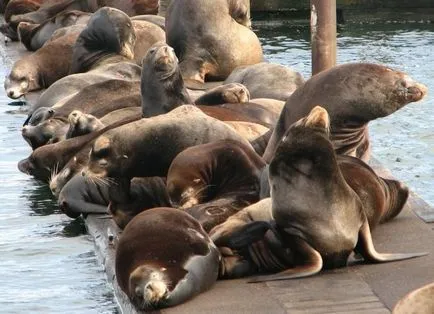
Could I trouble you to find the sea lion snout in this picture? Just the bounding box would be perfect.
[304,105,330,132]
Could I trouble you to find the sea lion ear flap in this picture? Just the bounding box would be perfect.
[226,221,276,249]
[304,105,330,133]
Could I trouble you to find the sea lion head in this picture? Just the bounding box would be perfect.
[269,106,334,194]
[228,0,252,28]
[67,110,104,138]
[128,265,170,310]
[21,118,68,150]
[4,59,39,99]
[143,42,178,78]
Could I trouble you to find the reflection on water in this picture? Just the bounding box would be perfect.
[0,14,432,314]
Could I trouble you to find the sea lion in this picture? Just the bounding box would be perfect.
[131,14,165,30]
[393,282,434,314]
[58,175,170,221]
[65,110,105,139]
[49,108,143,196]
[115,207,220,310]
[166,0,263,82]
[18,114,141,181]
[211,106,426,281]
[17,10,90,51]
[224,62,305,101]
[0,0,42,40]
[69,7,136,74]
[108,176,171,229]
[23,106,54,126]
[131,20,165,64]
[82,105,253,180]
[166,140,266,232]
[32,61,141,111]
[21,116,69,149]
[4,30,80,99]
[263,63,428,163]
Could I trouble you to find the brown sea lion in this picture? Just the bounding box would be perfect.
[263,63,428,163]
[4,30,79,99]
[211,106,426,281]
[224,62,305,101]
[393,282,434,314]
[0,0,42,40]
[166,0,263,83]
[65,110,104,139]
[131,14,165,30]
[32,61,141,111]
[21,116,69,149]
[131,20,165,64]
[49,108,143,197]
[17,10,90,51]
[166,140,266,232]
[82,105,253,180]
[115,207,220,310]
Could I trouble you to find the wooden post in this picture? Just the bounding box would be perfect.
[310,0,337,75]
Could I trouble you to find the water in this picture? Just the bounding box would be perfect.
[0,15,433,314]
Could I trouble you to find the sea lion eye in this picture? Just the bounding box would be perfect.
[149,47,157,54]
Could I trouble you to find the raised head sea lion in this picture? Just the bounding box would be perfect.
[115,207,220,310]
[166,0,263,83]
[82,105,253,180]
[166,139,265,232]
[224,62,305,101]
[211,106,426,281]
[263,63,428,163]
[4,30,80,99]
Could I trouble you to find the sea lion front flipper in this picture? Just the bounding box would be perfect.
[355,220,428,262]
[248,237,323,283]
[226,221,275,249]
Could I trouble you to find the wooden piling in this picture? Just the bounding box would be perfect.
[310,0,337,75]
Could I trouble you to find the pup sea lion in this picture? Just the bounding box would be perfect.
[115,207,220,310]
[263,63,428,162]
[82,105,253,180]
[224,62,305,101]
[5,30,80,98]
[166,140,266,231]
[211,106,426,281]
[166,0,263,82]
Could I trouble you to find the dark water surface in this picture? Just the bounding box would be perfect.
[0,16,432,313]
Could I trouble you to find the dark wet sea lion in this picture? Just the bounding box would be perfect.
[166,0,263,82]
[4,30,80,99]
[18,114,141,181]
[70,7,136,74]
[115,207,220,310]
[211,106,426,281]
[263,63,428,163]
[108,176,171,229]
[58,175,170,221]
[17,10,90,51]
[82,105,253,180]
[166,139,265,231]
[21,116,69,149]
[224,62,305,101]
[23,106,54,126]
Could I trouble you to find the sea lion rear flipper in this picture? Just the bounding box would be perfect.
[355,220,428,262]
[226,221,274,249]
[248,237,322,283]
